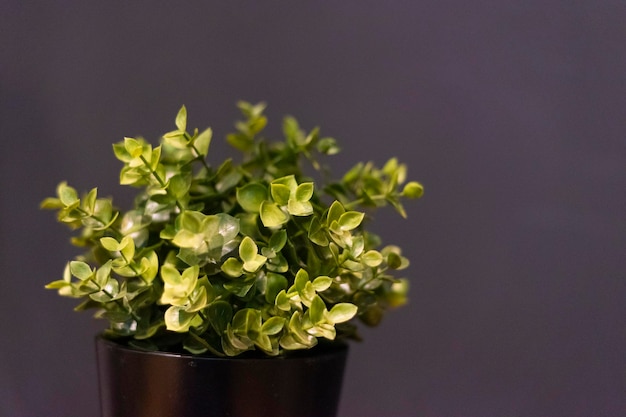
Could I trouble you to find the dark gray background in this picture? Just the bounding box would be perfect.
[2,1,625,416]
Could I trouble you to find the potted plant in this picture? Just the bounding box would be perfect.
[42,102,424,417]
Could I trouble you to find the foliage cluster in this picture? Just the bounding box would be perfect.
[42,103,423,356]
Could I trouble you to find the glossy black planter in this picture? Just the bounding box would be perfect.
[96,336,348,417]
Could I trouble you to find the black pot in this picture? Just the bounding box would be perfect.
[96,336,348,417]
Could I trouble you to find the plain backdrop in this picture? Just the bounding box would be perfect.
[2,2,625,417]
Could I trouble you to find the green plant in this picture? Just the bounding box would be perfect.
[42,102,423,357]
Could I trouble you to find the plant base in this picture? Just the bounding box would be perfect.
[96,335,348,417]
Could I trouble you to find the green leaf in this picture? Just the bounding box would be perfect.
[169,174,191,199]
[164,305,198,332]
[58,182,79,206]
[386,251,402,269]
[45,280,70,290]
[203,213,240,244]
[171,230,203,249]
[308,216,329,246]
[186,286,208,312]
[193,127,212,156]
[338,211,365,231]
[361,250,383,267]
[206,300,233,334]
[232,308,262,339]
[294,269,309,292]
[265,273,288,303]
[239,237,258,263]
[270,183,291,206]
[162,130,188,148]
[70,261,93,281]
[312,276,332,292]
[326,200,345,225]
[272,175,298,191]
[295,182,314,202]
[221,257,243,278]
[317,137,340,155]
[226,132,253,152]
[282,116,301,143]
[309,295,327,325]
[175,105,187,131]
[178,211,204,233]
[343,162,363,184]
[139,251,159,283]
[327,303,358,324]
[236,183,268,213]
[260,201,288,228]
[382,157,398,177]
[287,199,313,216]
[160,264,182,285]
[83,188,97,214]
[268,230,287,253]
[112,142,130,162]
[402,181,424,199]
[261,317,285,335]
[275,290,291,311]
[119,236,135,260]
[285,311,315,346]
[124,137,144,158]
[39,197,63,210]
[100,237,120,252]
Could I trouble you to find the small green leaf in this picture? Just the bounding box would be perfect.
[164,305,198,332]
[326,200,345,225]
[160,264,182,285]
[169,174,191,199]
[236,183,268,213]
[294,269,309,292]
[45,280,70,290]
[402,181,424,199]
[260,201,288,228]
[100,237,120,252]
[327,303,358,324]
[265,273,288,303]
[308,216,329,246]
[226,132,253,152]
[221,257,243,278]
[175,105,187,131]
[317,137,340,155]
[58,182,79,206]
[270,183,292,206]
[119,236,135,261]
[275,290,291,311]
[261,317,285,335]
[70,261,93,281]
[232,308,262,338]
[268,230,287,252]
[338,211,365,231]
[287,199,313,216]
[312,276,332,292]
[193,127,212,156]
[239,237,258,263]
[178,211,204,233]
[83,188,97,214]
[361,250,383,267]
[206,300,233,334]
[386,251,402,269]
[295,182,314,202]
[124,137,144,158]
[309,295,327,325]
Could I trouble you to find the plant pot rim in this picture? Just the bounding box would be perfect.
[96,333,349,362]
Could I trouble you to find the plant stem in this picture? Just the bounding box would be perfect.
[184,132,212,172]
[139,155,185,212]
